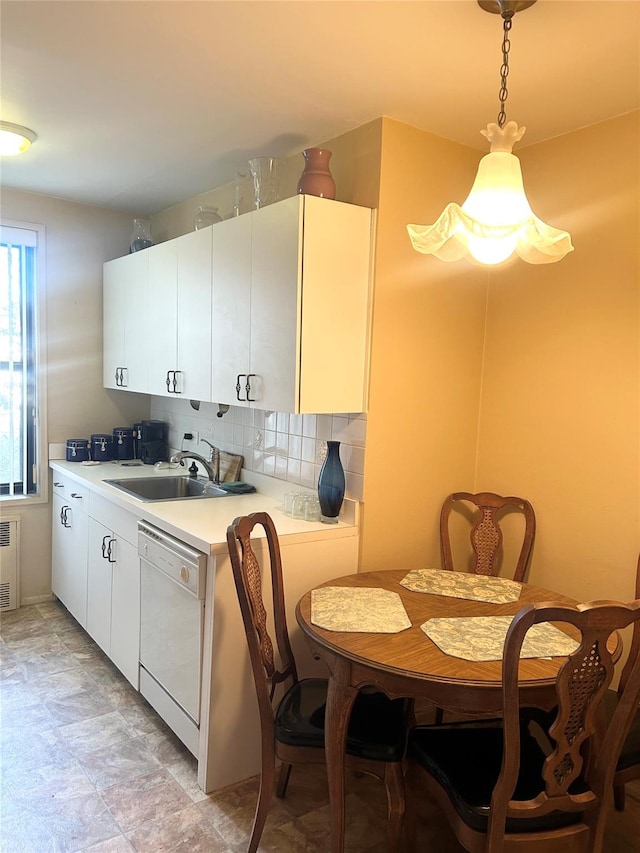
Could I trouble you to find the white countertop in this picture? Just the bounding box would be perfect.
[50,459,358,555]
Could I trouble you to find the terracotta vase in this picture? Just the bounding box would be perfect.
[297,148,336,199]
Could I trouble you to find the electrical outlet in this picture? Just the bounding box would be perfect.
[182,429,200,448]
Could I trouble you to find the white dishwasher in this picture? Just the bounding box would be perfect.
[138,521,207,756]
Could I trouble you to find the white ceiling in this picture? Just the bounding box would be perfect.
[1,0,639,215]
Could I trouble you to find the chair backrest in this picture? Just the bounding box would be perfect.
[618,552,640,695]
[227,512,298,731]
[440,491,536,582]
[488,598,640,850]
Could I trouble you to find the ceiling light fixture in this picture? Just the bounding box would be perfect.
[0,121,37,156]
[407,0,573,266]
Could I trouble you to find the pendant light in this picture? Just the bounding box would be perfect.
[407,0,573,266]
[0,121,37,156]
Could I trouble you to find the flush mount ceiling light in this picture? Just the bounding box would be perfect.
[0,121,37,156]
[407,0,573,266]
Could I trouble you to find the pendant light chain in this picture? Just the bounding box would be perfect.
[497,11,514,128]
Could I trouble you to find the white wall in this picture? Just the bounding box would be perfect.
[1,188,150,603]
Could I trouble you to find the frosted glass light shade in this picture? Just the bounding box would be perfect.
[407,122,573,266]
[0,121,37,156]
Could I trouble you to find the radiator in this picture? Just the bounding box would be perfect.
[0,518,19,611]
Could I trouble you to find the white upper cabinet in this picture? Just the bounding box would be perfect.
[211,213,253,408]
[104,196,372,413]
[103,250,149,392]
[211,195,372,414]
[146,229,213,400]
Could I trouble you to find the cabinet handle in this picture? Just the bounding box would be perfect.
[246,374,256,403]
[115,368,120,386]
[61,506,71,527]
[172,370,182,394]
[54,481,64,488]
[107,537,116,563]
[120,367,127,387]
[101,534,110,559]
[70,493,83,500]
[236,374,246,402]
[166,370,172,392]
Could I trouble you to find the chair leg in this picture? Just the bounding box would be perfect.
[614,782,626,812]
[248,754,277,853]
[276,761,293,798]
[383,762,406,852]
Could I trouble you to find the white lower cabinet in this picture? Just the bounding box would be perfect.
[52,486,88,629]
[86,494,140,688]
[109,536,139,687]
[87,518,113,654]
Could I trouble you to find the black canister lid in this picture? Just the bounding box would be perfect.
[66,438,89,445]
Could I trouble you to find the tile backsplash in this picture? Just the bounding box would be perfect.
[150,397,366,501]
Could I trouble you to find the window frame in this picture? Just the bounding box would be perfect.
[0,219,48,506]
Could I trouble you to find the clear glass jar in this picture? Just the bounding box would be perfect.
[129,219,154,253]
[193,206,223,230]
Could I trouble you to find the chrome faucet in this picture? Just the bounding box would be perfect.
[170,450,218,483]
[200,439,221,485]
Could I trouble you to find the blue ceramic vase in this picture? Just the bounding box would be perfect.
[317,441,345,523]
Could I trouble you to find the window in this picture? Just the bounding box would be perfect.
[0,222,43,497]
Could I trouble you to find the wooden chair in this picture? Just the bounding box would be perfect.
[226,512,408,853]
[407,598,640,852]
[611,553,640,810]
[440,491,536,582]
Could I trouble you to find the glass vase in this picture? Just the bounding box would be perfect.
[193,206,223,230]
[248,156,284,209]
[129,219,154,253]
[317,441,345,523]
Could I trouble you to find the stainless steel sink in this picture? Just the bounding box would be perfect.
[104,476,229,502]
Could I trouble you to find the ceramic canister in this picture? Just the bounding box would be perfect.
[91,433,113,462]
[66,438,90,462]
[112,427,134,460]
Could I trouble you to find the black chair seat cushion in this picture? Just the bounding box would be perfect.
[275,678,406,762]
[603,689,640,772]
[409,719,585,834]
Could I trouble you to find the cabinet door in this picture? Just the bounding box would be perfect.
[250,198,300,412]
[87,517,113,655]
[297,196,372,413]
[110,537,140,688]
[146,240,178,396]
[103,251,149,392]
[211,214,252,407]
[52,493,88,628]
[177,228,212,401]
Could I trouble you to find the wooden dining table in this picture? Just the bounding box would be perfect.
[295,568,617,853]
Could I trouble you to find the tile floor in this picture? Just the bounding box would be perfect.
[1,600,639,852]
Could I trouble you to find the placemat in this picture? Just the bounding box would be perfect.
[401,568,522,604]
[311,587,411,633]
[421,616,579,662]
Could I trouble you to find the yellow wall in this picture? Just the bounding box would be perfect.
[359,119,487,571]
[360,112,639,605]
[476,112,640,601]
